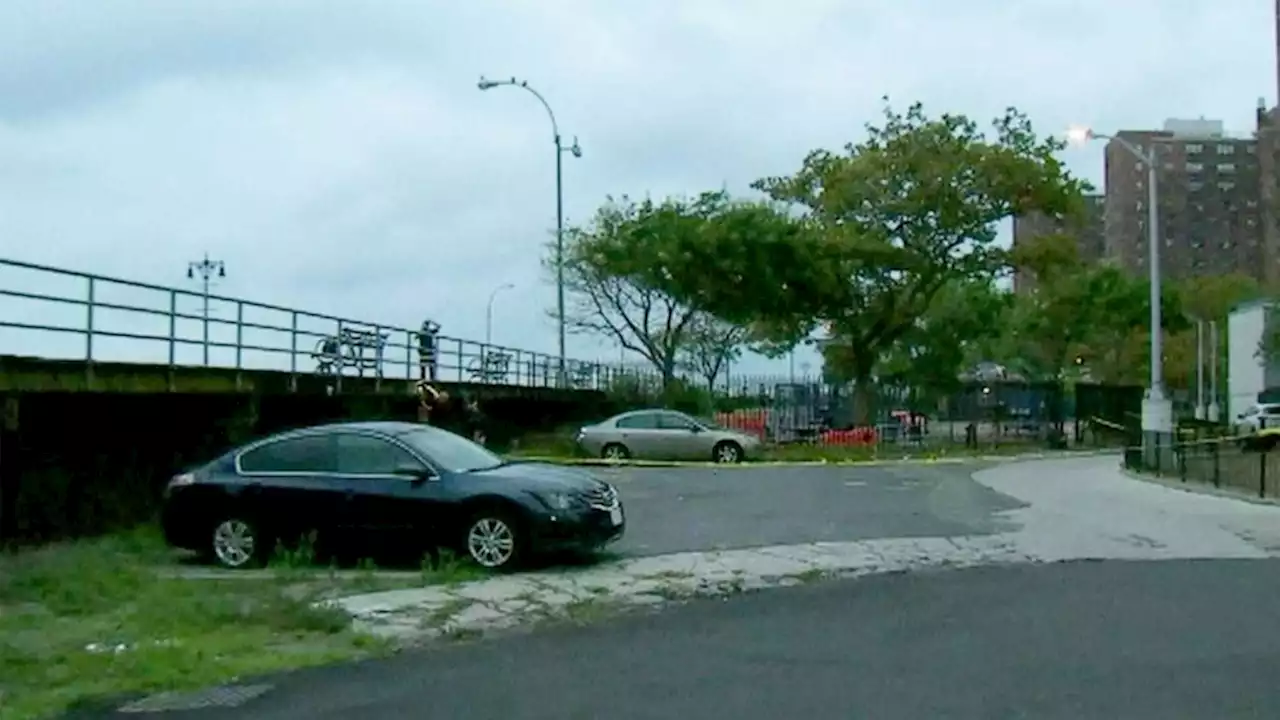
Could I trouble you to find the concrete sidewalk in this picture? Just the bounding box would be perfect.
[324,455,1280,643]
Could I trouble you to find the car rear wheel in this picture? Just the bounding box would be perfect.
[211,517,266,570]
[463,510,526,570]
[601,443,630,461]
[713,441,744,464]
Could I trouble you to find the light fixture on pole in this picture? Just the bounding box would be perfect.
[485,282,515,347]
[1067,125,1173,448]
[478,75,581,387]
[187,253,226,366]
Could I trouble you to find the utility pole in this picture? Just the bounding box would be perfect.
[485,283,514,346]
[187,253,226,366]
[478,76,582,387]
[1195,319,1206,420]
[1209,320,1221,423]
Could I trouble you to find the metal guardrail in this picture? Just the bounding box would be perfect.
[0,257,627,391]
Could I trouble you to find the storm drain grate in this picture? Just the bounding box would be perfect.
[116,683,273,713]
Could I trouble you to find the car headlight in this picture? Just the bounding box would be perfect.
[537,491,575,511]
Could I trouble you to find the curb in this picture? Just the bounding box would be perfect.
[1118,466,1280,508]
[325,536,1042,643]
[509,449,1121,470]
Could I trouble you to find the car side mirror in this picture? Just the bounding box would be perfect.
[688,425,703,433]
[392,463,432,483]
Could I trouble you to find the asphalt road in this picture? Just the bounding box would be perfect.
[600,463,1024,557]
[113,559,1280,720]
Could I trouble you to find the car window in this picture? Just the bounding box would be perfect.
[616,413,659,429]
[398,426,503,474]
[239,434,337,473]
[657,412,697,430]
[335,433,424,475]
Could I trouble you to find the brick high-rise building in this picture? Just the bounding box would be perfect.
[1103,118,1263,283]
[1256,100,1280,288]
[1011,194,1105,293]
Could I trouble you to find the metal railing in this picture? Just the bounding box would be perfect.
[0,257,626,391]
[1123,434,1280,499]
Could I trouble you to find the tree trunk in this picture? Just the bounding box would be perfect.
[660,359,678,391]
[852,376,877,426]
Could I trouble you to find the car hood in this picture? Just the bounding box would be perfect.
[470,462,605,492]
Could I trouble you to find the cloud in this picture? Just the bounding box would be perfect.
[0,0,1273,380]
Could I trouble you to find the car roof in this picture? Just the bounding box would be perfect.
[271,420,429,439]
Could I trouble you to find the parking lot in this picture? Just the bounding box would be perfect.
[596,463,1027,558]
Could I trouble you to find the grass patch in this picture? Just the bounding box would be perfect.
[0,527,475,720]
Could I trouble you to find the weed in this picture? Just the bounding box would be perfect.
[0,528,397,720]
[790,568,827,584]
[558,597,615,623]
[651,581,694,601]
[420,550,486,586]
[423,596,475,630]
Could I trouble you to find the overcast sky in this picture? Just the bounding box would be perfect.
[0,0,1274,379]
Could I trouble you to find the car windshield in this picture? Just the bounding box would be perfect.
[398,427,504,473]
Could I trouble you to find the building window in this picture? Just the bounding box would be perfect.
[1218,181,1235,191]
[1218,144,1235,155]
[1189,181,1204,192]
[1219,163,1236,173]
[1186,143,1203,154]
[1187,162,1204,173]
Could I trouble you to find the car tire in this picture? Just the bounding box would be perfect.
[601,443,631,461]
[713,441,744,464]
[210,516,267,570]
[462,508,526,571]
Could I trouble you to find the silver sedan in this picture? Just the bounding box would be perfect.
[575,409,761,463]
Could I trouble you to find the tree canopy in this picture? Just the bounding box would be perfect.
[553,97,1267,417]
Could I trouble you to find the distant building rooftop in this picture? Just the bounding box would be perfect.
[1161,117,1224,137]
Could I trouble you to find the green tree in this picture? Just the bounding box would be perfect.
[1004,232,1188,383]
[680,315,749,390]
[604,100,1088,421]
[1176,273,1261,322]
[554,195,707,386]
[874,279,1012,406]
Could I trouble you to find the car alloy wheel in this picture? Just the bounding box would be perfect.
[602,443,630,460]
[466,516,518,569]
[212,518,260,569]
[714,442,743,464]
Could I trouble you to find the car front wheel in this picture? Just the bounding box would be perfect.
[713,441,744,464]
[463,511,525,570]
[210,516,266,569]
[601,443,631,461]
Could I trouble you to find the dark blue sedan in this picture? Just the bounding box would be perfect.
[161,421,625,570]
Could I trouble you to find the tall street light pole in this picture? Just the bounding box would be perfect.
[478,76,582,387]
[485,282,515,347]
[187,253,226,366]
[1067,126,1172,447]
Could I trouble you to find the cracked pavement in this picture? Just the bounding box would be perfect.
[328,455,1280,642]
